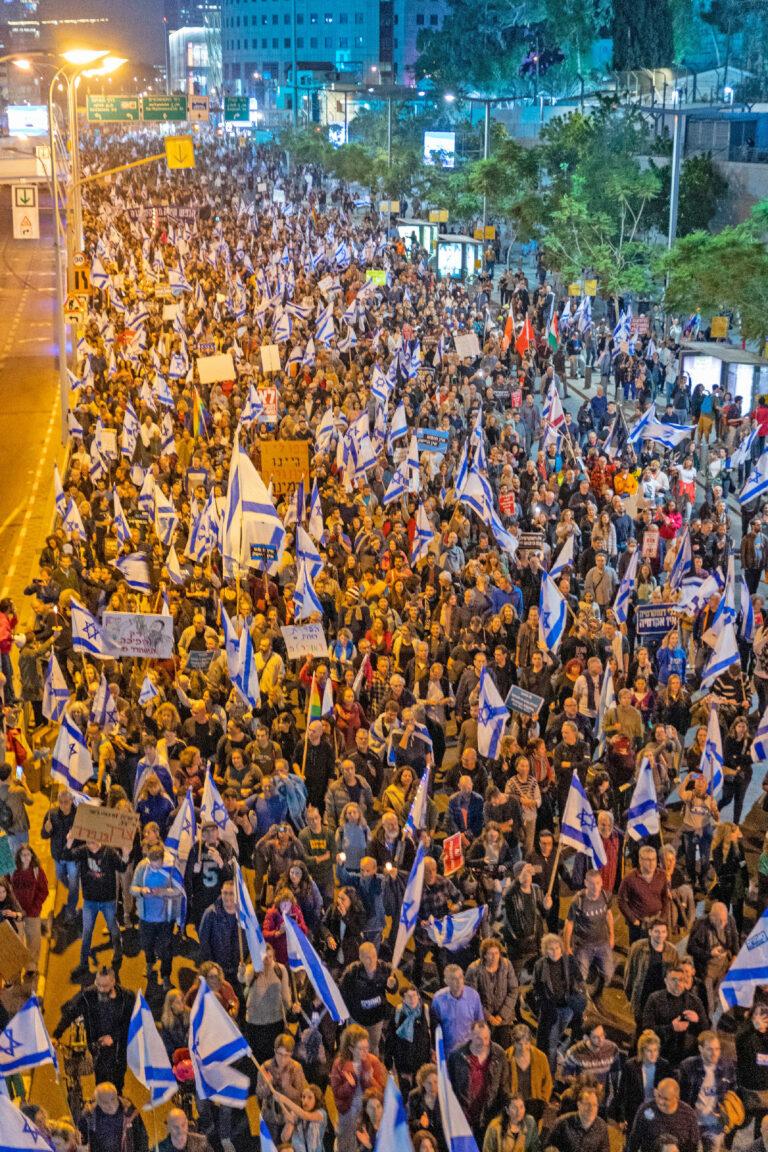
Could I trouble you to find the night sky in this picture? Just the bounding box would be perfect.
[47,0,166,67]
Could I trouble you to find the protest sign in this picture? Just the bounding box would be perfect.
[453,333,480,360]
[642,526,660,559]
[0,921,30,981]
[72,804,140,851]
[280,623,329,660]
[257,386,278,425]
[442,832,464,877]
[196,352,236,385]
[103,612,175,659]
[505,684,544,717]
[635,603,677,637]
[416,428,450,454]
[366,270,387,286]
[518,531,545,553]
[259,440,310,495]
[186,649,215,670]
[260,344,281,373]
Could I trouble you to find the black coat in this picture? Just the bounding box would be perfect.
[613,1055,672,1124]
[447,1040,510,1133]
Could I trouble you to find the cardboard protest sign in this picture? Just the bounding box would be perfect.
[103,612,174,659]
[280,623,328,660]
[196,352,236,385]
[259,440,310,496]
[72,804,140,851]
[0,921,31,981]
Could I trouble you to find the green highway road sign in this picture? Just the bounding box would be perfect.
[224,96,250,122]
[142,95,188,122]
[86,95,140,122]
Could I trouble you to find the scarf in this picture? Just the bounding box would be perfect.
[395,1002,421,1042]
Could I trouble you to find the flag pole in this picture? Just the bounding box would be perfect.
[545,839,563,902]
[299,672,314,779]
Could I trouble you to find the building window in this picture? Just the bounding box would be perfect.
[284,13,290,21]
[324,35,332,45]
[272,14,278,23]
[261,14,268,23]
[283,36,290,45]
[354,11,364,21]
[296,36,304,45]
[296,12,303,21]
[310,35,318,46]
[416,13,424,22]
[354,33,364,45]
[430,13,438,23]
[339,35,348,46]
[262,37,267,46]
[272,36,278,46]
[324,12,333,21]
[310,12,317,22]
[252,37,257,46]
[339,12,348,22]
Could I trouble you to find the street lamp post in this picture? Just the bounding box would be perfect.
[481,98,490,248]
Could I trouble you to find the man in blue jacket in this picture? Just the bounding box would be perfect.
[198,879,240,989]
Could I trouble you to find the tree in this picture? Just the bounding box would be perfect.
[612,0,675,69]
[660,201,768,344]
[648,152,729,236]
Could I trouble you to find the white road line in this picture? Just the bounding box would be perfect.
[0,398,56,600]
[0,500,27,539]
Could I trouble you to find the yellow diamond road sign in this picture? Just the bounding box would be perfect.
[165,135,195,170]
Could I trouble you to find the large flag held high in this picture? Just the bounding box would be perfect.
[0,996,58,1076]
[720,907,768,1009]
[477,666,508,760]
[284,913,349,1023]
[127,991,177,1108]
[188,978,250,1107]
[391,842,426,970]
[626,758,660,841]
[559,772,607,867]
[435,1026,480,1152]
[539,570,567,654]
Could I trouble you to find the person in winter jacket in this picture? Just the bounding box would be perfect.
[11,843,49,971]
[331,1023,387,1152]
[262,887,308,965]
[78,1082,148,1152]
[0,597,19,704]
[198,879,242,987]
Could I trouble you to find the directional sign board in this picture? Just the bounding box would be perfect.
[86,95,140,122]
[165,136,195,170]
[224,96,250,122]
[142,95,188,122]
[13,185,37,210]
[188,96,210,122]
[68,252,91,295]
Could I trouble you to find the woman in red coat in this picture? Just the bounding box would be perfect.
[11,844,49,973]
[330,1023,387,1152]
[262,886,307,966]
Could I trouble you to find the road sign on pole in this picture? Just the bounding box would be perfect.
[142,95,188,122]
[68,252,91,295]
[188,96,210,122]
[86,95,140,122]
[224,96,250,122]
[165,136,195,170]
[13,185,37,210]
[64,294,88,322]
[12,205,39,240]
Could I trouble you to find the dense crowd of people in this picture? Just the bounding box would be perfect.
[4,132,768,1152]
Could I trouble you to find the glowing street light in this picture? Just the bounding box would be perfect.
[61,48,108,66]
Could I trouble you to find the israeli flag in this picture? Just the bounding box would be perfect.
[165,788,196,869]
[70,599,108,658]
[315,408,336,453]
[166,544,185,586]
[0,995,58,1076]
[67,409,84,439]
[412,504,435,566]
[740,575,756,643]
[154,489,179,546]
[539,570,567,655]
[720,907,768,1009]
[294,558,324,622]
[233,860,267,972]
[284,913,349,1023]
[222,429,285,579]
[240,383,265,426]
[188,978,250,1107]
[0,1093,55,1151]
[375,1077,412,1152]
[700,621,740,688]
[404,767,430,839]
[382,469,407,506]
[594,666,616,760]
[752,704,768,764]
[90,256,110,291]
[114,552,152,594]
[138,470,155,518]
[221,607,241,680]
[550,535,574,577]
[42,653,69,723]
[559,772,607,867]
[51,711,93,792]
[113,489,132,546]
[427,906,486,952]
[613,547,638,625]
[542,380,565,429]
[477,666,508,760]
[613,308,631,343]
[391,842,426,970]
[626,758,660,841]
[233,624,261,711]
[739,450,768,505]
[308,480,323,542]
[139,675,159,707]
[435,1026,480,1152]
[201,769,239,853]
[627,403,655,445]
[53,465,67,519]
[698,708,724,799]
[127,991,176,1108]
[315,303,335,344]
[454,440,470,498]
[62,497,86,540]
[296,525,323,580]
[153,374,175,409]
[643,417,695,449]
[669,527,692,591]
[91,673,118,730]
[389,402,408,448]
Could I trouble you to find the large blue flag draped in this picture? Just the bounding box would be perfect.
[391,842,426,970]
[284,913,349,1023]
[720,907,768,1009]
[0,996,58,1076]
[559,772,607,867]
[127,991,177,1108]
[189,978,250,1107]
[233,860,267,972]
[477,666,508,760]
[435,1026,480,1152]
[42,652,68,723]
[426,906,486,952]
[114,552,152,594]
[375,1076,414,1152]
[626,758,660,841]
[539,570,567,654]
[232,623,261,711]
[0,1094,55,1151]
[51,710,93,791]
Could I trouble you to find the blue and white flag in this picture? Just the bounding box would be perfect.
[642,417,695,450]
[426,906,486,953]
[594,666,616,760]
[51,711,93,791]
[42,653,69,723]
[233,860,267,973]
[114,552,152,594]
[221,607,240,680]
[240,383,265,427]
[296,525,323,581]
[315,408,335,453]
[165,788,196,873]
[550,535,574,577]
[383,469,407,506]
[701,621,740,688]
[435,1026,480,1152]
[626,758,660,841]
[201,769,239,853]
[375,1076,413,1152]
[613,308,631,344]
[154,489,179,546]
[454,440,470,498]
[559,772,607,867]
[222,429,285,579]
[315,303,335,344]
[0,996,58,1076]
[113,489,132,546]
[284,914,349,1023]
[752,704,768,763]
[741,575,756,643]
[389,402,408,448]
[233,623,261,711]
[739,450,768,505]
[53,465,67,519]
[698,707,724,799]
[613,547,638,625]
[411,505,434,566]
[91,672,118,729]
[477,666,508,760]
[391,842,426,970]
[70,599,108,658]
[62,497,86,540]
[404,767,430,839]
[627,404,655,445]
[138,471,155,519]
[189,978,250,1107]
[139,675,159,707]
[127,991,176,1108]
[259,1116,279,1152]
[294,559,324,622]
[90,256,110,291]
[720,907,768,1010]
[0,1093,55,1151]
[669,527,692,591]
[406,433,420,494]
[166,543,184,586]
[539,570,567,654]
[308,480,323,542]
